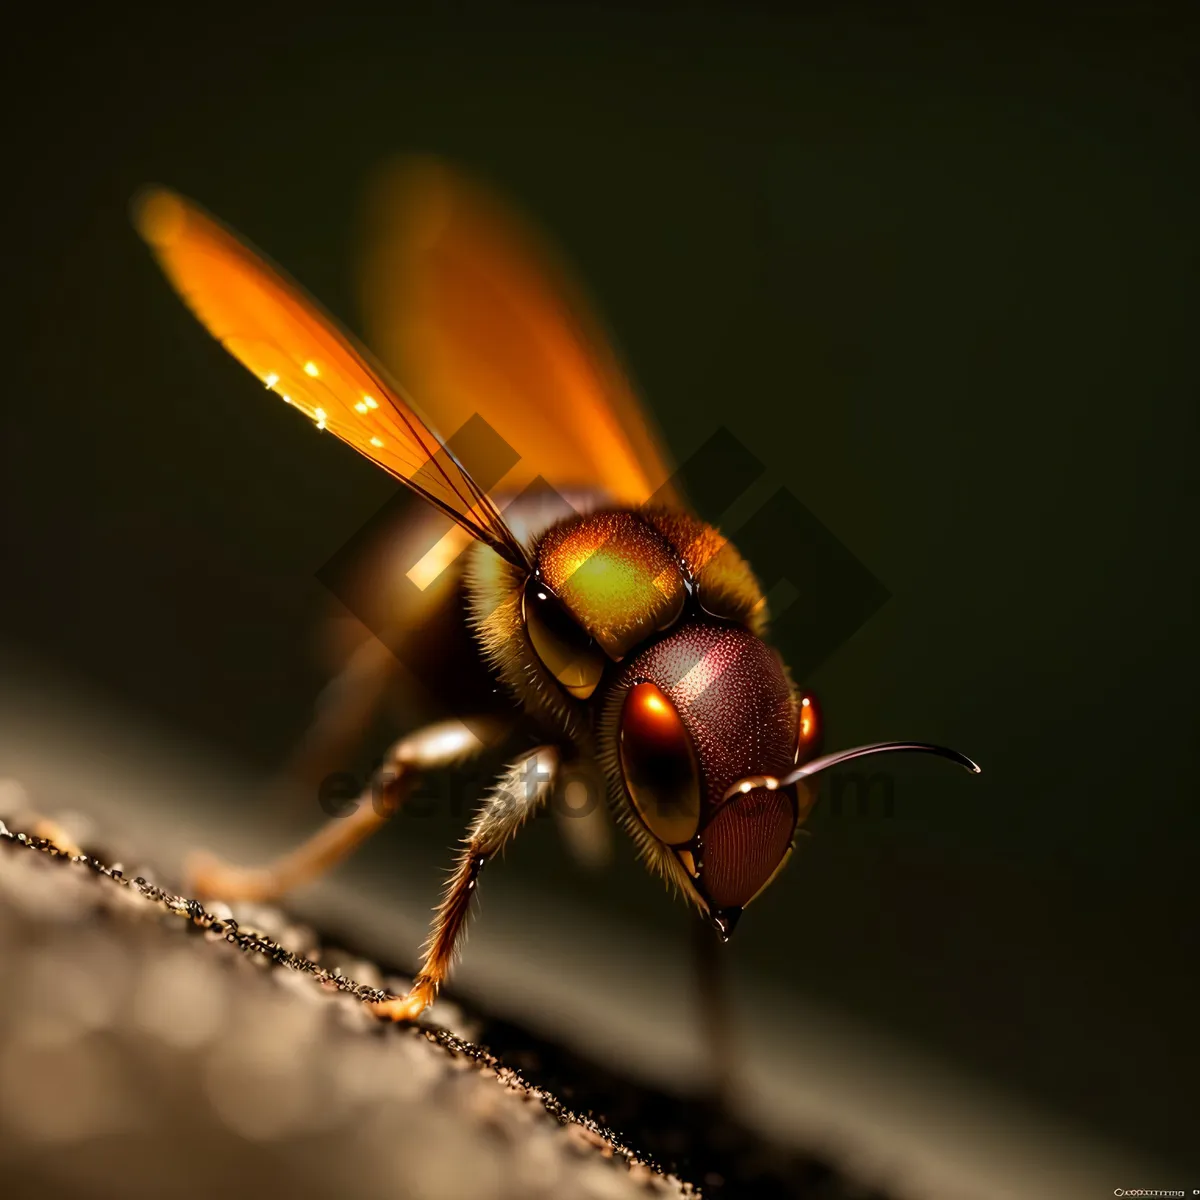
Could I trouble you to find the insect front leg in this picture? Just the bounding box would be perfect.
[186,718,500,903]
[693,915,737,1103]
[372,745,559,1022]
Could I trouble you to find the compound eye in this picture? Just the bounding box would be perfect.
[619,681,701,846]
[523,576,605,700]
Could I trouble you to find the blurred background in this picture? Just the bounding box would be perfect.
[2,2,1197,1196]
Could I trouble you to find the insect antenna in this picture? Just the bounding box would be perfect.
[723,742,980,803]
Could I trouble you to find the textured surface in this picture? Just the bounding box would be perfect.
[0,800,897,1200]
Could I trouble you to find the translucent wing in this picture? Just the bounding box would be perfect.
[134,188,529,570]
[358,158,680,513]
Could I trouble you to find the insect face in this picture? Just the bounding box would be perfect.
[611,623,801,935]
[510,508,808,934]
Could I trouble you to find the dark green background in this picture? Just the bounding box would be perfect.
[3,1,1197,1170]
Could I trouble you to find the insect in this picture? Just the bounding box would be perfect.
[134,161,979,1023]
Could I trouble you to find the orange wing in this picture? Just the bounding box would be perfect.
[134,188,529,570]
[358,158,679,514]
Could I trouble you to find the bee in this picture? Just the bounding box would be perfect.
[134,161,979,1023]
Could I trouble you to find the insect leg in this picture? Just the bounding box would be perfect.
[693,915,738,1103]
[186,718,499,903]
[372,745,559,1022]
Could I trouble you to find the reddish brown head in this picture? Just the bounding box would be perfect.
[614,623,805,935]
[520,507,979,941]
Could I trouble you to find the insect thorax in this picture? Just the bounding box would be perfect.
[465,505,768,742]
